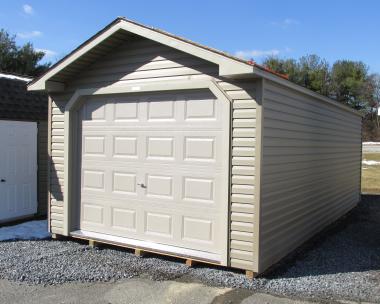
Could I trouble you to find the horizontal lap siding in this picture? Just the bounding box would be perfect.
[49,37,257,270]
[49,94,68,234]
[259,80,361,272]
[67,38,218,89]
[217,81,257,270]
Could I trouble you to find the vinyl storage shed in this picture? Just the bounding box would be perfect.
[0,72,48,223]
[28,18,362,276]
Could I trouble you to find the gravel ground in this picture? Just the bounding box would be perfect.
[0,195,379,303]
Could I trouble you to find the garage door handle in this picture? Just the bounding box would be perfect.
[137,183,146,188]
[0,179,5,182]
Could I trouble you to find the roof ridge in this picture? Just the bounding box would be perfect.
[117,17,290,80]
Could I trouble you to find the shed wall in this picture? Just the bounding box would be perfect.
[48,37,258,270]
[37,121,48,215]
[0,77,48,216]
[259,80,362,272]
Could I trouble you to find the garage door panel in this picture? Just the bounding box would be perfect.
[111,207,137,231]
[147,99,176,121]
[113,136,138,158]
[183,217,213,243]
[185,97,216,120]
[83,170,105,191]
[112,172,137,195]
[81,166,222,204]
[183,177,214,202]
[82,161,223,175]
[184,137,215,161]
[81,192,223,213]
[180,214,221,251]
[114,101,139,121]
[83,99,107,121]
[145,212,173,237]
[81,95,223,129]
[82,121,223,129]
[83,136,106,156]
[82,197,140,235]
[146,136,175,159]
[79,90,229,259]
[81,136,224,167]
[80,195,223,252]
[146,174,174,199]
[82,202,105,225]
[81,167,224,209]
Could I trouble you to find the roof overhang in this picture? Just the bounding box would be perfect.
[28,17,362,118]
[28,18,255,92]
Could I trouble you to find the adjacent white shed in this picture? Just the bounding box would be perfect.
[0,73,48,223]
[28,18,362,276]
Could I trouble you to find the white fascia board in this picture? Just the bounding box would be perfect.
[117,21,254,76]
[27,24,123,91]
[28,20,254,91]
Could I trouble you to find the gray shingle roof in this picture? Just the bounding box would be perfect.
[0,75,47,121]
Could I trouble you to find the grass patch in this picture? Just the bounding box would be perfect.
[363,153,380,162]
[362,152,380,194]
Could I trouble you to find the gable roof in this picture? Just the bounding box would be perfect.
[28,17,291,92]
[27,17,361,117]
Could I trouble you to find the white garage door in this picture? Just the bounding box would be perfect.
[79,90,229,261]
[0,120,37,222]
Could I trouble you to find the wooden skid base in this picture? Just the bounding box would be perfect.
[245,270,258,279]
[67,232,255,276]
[185,259,197,267]
[70,231,221,268]
[88,240,99,248]
[134,248,145,257]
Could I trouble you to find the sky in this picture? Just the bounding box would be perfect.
[0,0,379,73]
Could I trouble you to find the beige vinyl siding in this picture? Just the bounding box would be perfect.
[218,81,257,270]
[259,80,362,272]
[37,121,48,215]
[49,94,69,235]
[67,38,218,89]
[48,37,257,270]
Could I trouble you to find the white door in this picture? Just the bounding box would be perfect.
[79,90,230,262]
[0,120,37,222]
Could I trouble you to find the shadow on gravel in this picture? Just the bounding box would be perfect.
[1,195,379,302]
[264,195,380,279]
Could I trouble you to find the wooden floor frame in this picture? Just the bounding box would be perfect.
[55,232,257,279]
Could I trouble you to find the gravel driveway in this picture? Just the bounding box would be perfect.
[0,195,379,303]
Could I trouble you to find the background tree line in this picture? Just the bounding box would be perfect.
[0,28,379,140]
[263,55,380,140]
[0,29,50,76]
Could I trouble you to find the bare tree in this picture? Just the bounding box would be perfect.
[372,74,380,128]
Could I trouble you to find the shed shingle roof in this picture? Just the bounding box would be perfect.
[0,74,47,121]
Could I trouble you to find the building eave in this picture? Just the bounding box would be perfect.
[27,17,254,92]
